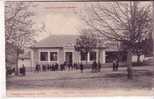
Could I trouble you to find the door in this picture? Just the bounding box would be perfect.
[65,52,73,64]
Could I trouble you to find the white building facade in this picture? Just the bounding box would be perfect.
[31,35,106,67]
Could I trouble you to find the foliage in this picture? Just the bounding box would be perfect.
[5,1,36,75]
[80,1,152,79]
[5,2,36,49]
[74,29,97,56]
[81,2,152,53]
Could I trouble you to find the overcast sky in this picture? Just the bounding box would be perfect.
[32,2,85,41]
[31,1,152,41]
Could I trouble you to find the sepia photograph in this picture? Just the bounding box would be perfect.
[5,0,154,96]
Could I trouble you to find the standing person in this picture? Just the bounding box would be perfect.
[70,63,73,70]
[68,63,71,70]
[38,64,41,72]
[115,58,119,71]
[98,62,101,72]
[55,63,58,71]
[113,58,116,71]
[80,63,83,73]
[94,61,97,72]
[74,63,78,70]
[51,64,54,71]
[92,61,94,72]
[60,64,63,71]
[42,65,45,71]
[92,61,97,72]
[76,63,78,70]
[22,64,26,76]
[35,64,40,72]
[53,64,56,72]
[47,64,50,71]
[20,67,23,75]
[63,63,65,71]
[35,64,38,72]
[49,64,52,71]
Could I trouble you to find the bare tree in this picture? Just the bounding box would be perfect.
[5,2,36,75]
[74,29,97,65]
[80,1,152,79]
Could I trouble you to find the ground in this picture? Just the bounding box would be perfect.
[6,65,154,96]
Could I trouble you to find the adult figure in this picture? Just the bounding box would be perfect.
[62,63,65,71]
[53,64,56,71]
[63,61,67,71]
[47,64,50,71]
[70,63,73,70]
[35,64,38,72]
[115,58,119,71]
[51,64,54,71]
[42,65,46,71]
[92,61,97,72]
[22,65,26,76]
[80,63,83,73]
[74,63,78,70]
[49,64,52,71]
[97,62,101,72]
[68,63,71,70]
[60,64,63,71]
[19,67,23,75]
[55,63,58,71]
[38,64,41,72]
[113,58,116,71]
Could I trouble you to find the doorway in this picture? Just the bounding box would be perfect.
[65,52,73,64]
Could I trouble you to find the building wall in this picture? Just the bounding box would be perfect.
[132,55,144,62]
[32,48,106,66]
[38,48,59,65]
[73,51,80,63]
[100,49,106,64]
[59,49,64,64]
[18,59,31,68]
[32,48,39,68]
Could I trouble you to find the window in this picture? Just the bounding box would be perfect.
[50,52,57,61]
[40,52,48,61]
[81,52,88,61]
[90,51,96,61]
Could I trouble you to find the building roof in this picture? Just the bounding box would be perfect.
[32,35,78,48]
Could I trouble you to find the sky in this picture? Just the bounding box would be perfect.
[31,1,152,41]
[32,2,85,41]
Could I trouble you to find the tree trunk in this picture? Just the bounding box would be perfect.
[137,55,140,63]
[15,50,19,75]
[127,50,133,79]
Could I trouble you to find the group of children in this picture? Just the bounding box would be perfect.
[34,58,119,73]
[19,65,26,76]
[35,62,84,72]
[112,58,119,71]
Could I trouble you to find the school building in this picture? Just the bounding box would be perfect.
[30,35,132,67]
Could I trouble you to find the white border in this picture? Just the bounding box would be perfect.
[1,1,154,99]
[0,0,6,98]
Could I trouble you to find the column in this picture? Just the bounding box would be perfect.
[31,49,34,72]
[87,52,90,62]
[102,50,106,64]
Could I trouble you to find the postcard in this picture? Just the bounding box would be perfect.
[5,0,154,97]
